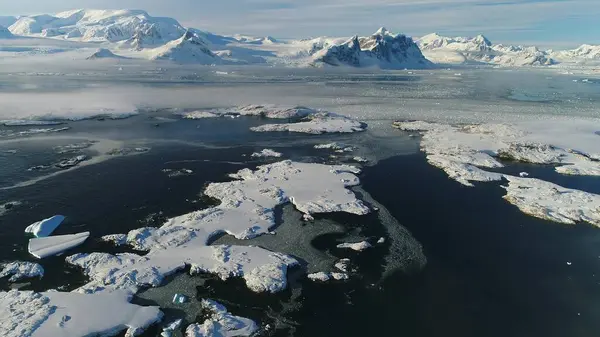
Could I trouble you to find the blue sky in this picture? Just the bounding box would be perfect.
[1,0,598,48]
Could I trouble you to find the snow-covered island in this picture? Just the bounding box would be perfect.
[393,119,600,226]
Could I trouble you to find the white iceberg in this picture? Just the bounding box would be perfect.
[0,262,44,282]
[0,289,162,337]
[28,232,90,259]
[24,215,65,237]
[185,299,258,337]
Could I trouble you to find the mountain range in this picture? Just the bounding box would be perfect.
[1,9,599,68]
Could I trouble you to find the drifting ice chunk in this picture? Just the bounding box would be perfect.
[519,172,530,177]
[336,241,372,252]
[172,293,188,304]
[251,149,282,158]
[161,319,183,337]
[28,232,90,259]
[307,272,349,282]
[0,261,44,282]
[24,215,65,237]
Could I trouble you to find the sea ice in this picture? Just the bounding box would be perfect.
[251,149,282,158]
[336,241,372,252]
[0,290,162,337]
[0,262,44,282]
[172,293,188,304]
[28,232,90,259]
[185,300,258,337]
[24,215,65,238]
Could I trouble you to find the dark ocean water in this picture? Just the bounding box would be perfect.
[1,116,600,337]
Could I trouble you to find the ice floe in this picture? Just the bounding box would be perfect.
[0,289,162,337]
[0,262,44,282]
[28,232,90,259]
[25,215,65,237]
[162,168,194,178]
[336,241,372,252]
[251,149,282,158]
[185,299,258,337]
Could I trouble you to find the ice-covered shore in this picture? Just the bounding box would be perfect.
[393,119,600,226]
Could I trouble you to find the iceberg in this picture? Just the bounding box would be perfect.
[336,241,372,252]
[28,232,90,259]
[24,215,65,238]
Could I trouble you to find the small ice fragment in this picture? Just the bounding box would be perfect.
[161,319,183,337]
[303,214,314,221]
[377,237,386,244]
[172,293,188,304]
[567,262,572,266]
[25,215,65,238]
[519,172,529,177]
[28,232,89,259]
[336,241,372,252]
[352,156,368,163]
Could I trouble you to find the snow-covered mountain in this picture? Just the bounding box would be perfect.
[416,33,554,66]
[149,30,221,64]
[0,25,14,39]
[2,8,599,68]
[551,44,600,60]
[86,48,126,60]
[312,28,431,69]
[8,9,185,46]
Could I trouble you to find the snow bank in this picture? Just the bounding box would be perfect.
[25,215,65,237]
[336,241,372,252]
[0,290,161,337]
[28,232,90,259]
[0,262,44,282]
[251,149,282,158]
[185,299,257,337]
